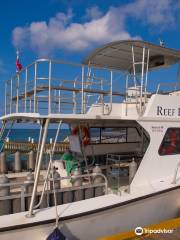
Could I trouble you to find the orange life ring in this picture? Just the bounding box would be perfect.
[72,126,90,146]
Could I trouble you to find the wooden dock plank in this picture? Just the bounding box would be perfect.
[4,141,69,153]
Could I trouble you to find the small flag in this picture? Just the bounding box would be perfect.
[46,227,67,240]
[16,49,22,72]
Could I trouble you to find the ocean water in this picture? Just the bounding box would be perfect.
[2,129,70,169]
[4,128,70,143]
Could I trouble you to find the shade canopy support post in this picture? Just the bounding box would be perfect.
[27,118,50,217]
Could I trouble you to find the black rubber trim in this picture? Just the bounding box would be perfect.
[0,185,179,233]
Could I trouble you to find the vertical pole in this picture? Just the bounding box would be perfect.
[81,65,85,114]
[25,67,28,112]
[145,49,150,93]
[100,78,104,115]
[54,89,56,113]
[125,74,128,116]
[140,47,145,114]
[10,78,13,114]
[16,74,19,113]
[34,62,37,113]
[109,70,113,113]
[5,81,7,115]
[58,89,61,113]
[20,185,25,212]
[48,60,52,114]
[34,123,43,177]
[28,118,49,217]
[73,79,77,114]
[131,46,136,88]
[30,97,32,112]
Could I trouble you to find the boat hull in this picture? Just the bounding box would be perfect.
[0,187,180,240]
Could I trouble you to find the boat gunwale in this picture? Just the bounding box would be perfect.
[0,184,179,233]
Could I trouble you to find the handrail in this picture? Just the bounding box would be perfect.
[34,172,108,210]
[172,162,180,184]
[156,82,180,94]
[4,58,116,116]
[0,172,108,214]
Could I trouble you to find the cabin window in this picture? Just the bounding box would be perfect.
[127,128,141,142]
[90,127,141,144]
[90,128,101,143]
[159,128,180,155]
[101,128,127,143]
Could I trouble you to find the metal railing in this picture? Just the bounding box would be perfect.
[33,172,108,211]
[0,172,108,215]
[123,45,151,116]
[4,59,115,116]
[156,82,180,94]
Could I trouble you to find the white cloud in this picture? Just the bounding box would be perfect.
[12,0,179,56]
[85,6,103,20]
[122,0,177,27]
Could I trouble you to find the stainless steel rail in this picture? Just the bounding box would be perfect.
[172,161,180,184]
[4,59,115,116]
[0,172,108,215]
[34,172,108,210]
[156,82,180,94]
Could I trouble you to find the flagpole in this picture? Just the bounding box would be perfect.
[16,49,19,73]
[16,48,22,73]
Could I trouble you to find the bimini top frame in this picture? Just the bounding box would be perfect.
[83,40,180,72]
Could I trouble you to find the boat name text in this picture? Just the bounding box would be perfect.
[157,106,180,116]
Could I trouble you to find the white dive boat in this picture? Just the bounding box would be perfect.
[0,40,180,240]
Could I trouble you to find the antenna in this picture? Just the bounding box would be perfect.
[159,38,165,47]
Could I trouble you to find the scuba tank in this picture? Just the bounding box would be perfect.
[129,158,138,184]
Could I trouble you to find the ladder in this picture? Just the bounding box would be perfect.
[131,45,150,115]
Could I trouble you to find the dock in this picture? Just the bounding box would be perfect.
[99,218,180,240]
[3,141,69,153]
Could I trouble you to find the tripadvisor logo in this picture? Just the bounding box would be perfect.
[135,226,174,236]
[135,227,143,236]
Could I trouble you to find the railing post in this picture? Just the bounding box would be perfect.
[20,185,25,212]
[73,78,77,114]
[5,81,7,115]
[16,74,20,113]
[10,78,13,114]
[131,46,136,88]
[140,47,145,114]
[58,89,61,113]
[48,60,52,114]
[145,49,150,93]
[34,62,37,113]
[81,65,85,114]
[110,70,113,112]
[27,118,49,217]
[25,67,28,112]
[125,74,128,116]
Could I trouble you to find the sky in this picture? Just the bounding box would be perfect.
[0,0,180,117]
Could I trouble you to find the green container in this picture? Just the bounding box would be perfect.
[61,152,78,175]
